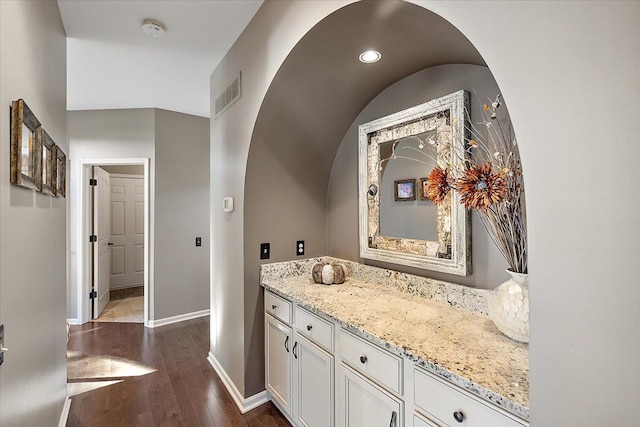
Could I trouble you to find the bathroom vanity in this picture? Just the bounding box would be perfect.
[261,257,528,427]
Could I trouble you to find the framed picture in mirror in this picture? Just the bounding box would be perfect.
[52,145,66,197]
[419,177,430,200]
[40,129,56,195]
[10,99,42,190]
[394,179,416,201]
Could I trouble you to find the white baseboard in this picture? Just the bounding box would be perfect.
[207,351,269,414]
[67,318,81,325]
[58,395,71,427]
[147,309,209,328]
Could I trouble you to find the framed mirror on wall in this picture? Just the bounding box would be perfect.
[358,90,471,276]
[10,99,42,190]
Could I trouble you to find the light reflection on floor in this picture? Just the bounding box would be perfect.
[67,350,156,397]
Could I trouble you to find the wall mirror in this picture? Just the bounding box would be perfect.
[358,90,471,275]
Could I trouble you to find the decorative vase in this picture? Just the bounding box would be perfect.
[488,269,529,343]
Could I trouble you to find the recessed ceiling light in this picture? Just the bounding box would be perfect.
[142,19,166,38]
[359,50,381,63]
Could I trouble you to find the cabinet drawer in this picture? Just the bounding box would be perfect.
[414,412,440,427]
[265,290,292,325]
[339,329,402,395]
[294,306,334,352]
[414,368,526,427]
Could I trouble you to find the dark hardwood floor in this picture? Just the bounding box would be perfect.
[67,318,290,427]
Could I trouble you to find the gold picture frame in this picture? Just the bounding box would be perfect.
[40,129,56,195]
[52,145,66,197]
[10,99,42,190]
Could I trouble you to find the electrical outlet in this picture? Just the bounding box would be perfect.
[260,243,270,260]
[195,237,202,247]
[0,324,4,366]
[296,240,305,256]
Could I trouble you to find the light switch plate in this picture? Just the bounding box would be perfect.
[260,243,270,260]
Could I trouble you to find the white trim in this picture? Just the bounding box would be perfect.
[108,173,144,179]
[57,395,71,427]
[207,351,270,414]
[75,158,151,327]
[147,309,210,328]
[67,318,81,325]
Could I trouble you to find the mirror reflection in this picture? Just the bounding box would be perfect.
[359,90,471,275]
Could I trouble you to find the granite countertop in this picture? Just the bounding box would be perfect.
[261,259,529,421]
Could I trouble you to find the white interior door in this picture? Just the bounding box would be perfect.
[109,175,144,289]
[93,166,111,318]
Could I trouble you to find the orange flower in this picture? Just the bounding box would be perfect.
[426,166,451,204]
[457,163,507,210]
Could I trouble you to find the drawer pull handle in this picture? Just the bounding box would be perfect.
[453,411,465,423]
[271,304,277,310]
[359,355,367,364]
[389,410,397,427]
[293,341,298,359]
[306,324,313,331]
[284,336,289,352]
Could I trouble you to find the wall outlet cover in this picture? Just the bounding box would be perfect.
[296,240,305,256]
[260,243,270,260]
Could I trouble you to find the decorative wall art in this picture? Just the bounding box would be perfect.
[39,128,55,195]
[10,99,42,189]
[53,145,66,197]
[419,177,430,201]
[394,179,416,201]
[9,99,66,197]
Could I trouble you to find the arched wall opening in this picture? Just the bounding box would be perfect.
[242,0,515,396]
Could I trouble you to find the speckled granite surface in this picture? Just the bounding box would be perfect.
[261,257,529,421]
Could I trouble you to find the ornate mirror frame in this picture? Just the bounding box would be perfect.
[358,90,471,275]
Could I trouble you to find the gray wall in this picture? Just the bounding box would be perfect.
[68,108,156,321]
[212,1,640,424]
[68,108,210,323]
[328,64,509,289]
[154,109,210,319]
[0,1,68,425]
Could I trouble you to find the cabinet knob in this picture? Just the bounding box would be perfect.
[359,355,367,364]
[453,411,465,423]
[307,324,313,331]
[271,304,277,310]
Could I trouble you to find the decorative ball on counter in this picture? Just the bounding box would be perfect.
[312,262,347,285]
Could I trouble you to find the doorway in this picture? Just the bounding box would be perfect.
[76,158,151,326]
[93,165,145,322]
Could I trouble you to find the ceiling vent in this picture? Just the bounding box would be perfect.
[214,72,242,119]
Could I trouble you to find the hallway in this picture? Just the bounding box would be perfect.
[67,318,289,426]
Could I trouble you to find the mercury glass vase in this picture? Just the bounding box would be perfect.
[488,269,529,343]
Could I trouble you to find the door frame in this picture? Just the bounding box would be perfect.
[76,158,151,326]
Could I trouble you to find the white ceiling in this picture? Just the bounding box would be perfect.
[58,0,263,118]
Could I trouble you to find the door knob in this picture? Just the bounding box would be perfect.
[108,242,114,246]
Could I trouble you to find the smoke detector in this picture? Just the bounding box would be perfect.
[142,19,166,38]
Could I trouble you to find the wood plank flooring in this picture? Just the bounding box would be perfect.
[67,318,290,427]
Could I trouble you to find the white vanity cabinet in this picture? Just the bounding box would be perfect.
[265,290,335,427]
[264,289,528,427]
[413,368,527,427]
[265,313,293,414]
[340,364,402,427]
[294,334,334,427]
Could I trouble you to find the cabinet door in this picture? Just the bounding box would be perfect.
[295,335,334,427]
[265,314,292,413]
[342,365,402,427]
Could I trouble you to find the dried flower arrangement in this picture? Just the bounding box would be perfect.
[385,94,528,274]
[434,95,527,273]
